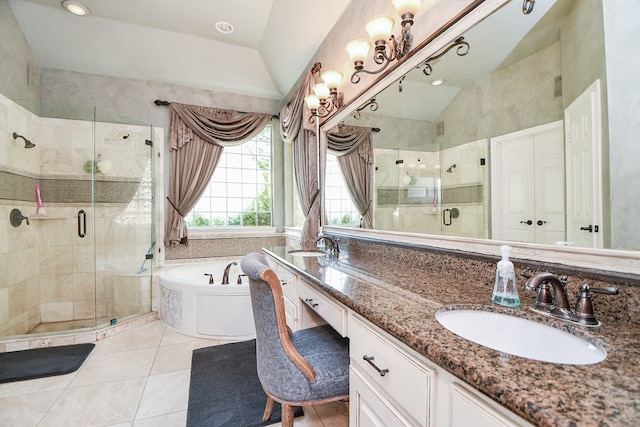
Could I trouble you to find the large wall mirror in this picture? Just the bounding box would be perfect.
[321,0,639,265]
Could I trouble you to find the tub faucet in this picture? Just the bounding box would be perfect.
[221,262,237,285]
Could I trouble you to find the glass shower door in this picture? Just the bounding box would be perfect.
[0,96,154,340]
[93,111,155,329]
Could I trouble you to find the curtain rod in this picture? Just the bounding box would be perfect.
[153,99,279,119]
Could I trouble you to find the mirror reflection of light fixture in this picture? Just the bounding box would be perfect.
[421,36,470,77]
[305,65,344,123]
[62,0,90,16]
[347,0,423,84]
[352,98,379,119]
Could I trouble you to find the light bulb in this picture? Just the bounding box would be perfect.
[392,0,422,17]
[366,16,395,43]
[312,83,331,100]
[321,70,343,90]
[304,95,320,110]
[346,39,371,64]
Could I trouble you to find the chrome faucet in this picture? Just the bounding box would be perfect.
[524,272,619,326]
[221,261,237,285]
[317,235,339,257]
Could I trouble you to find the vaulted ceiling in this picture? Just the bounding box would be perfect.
[9,0,352,100]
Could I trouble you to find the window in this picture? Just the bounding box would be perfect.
[325,154,360,226]
[185,126,273,227]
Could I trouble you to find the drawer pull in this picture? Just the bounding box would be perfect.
[280,280,287,286]
[363,355,389,376]
[305,298,319,308]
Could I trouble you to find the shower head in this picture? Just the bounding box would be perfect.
[446,164,456,173]
[13,132,36,148]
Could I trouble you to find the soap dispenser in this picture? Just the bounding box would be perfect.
[491,245,520,307]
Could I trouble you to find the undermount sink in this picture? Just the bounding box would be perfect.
[287,249,326,257]
[435,309,607,365]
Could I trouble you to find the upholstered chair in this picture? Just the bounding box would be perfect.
[240,252,349,426]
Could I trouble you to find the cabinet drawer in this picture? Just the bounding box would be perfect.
[350,367,410,427]
[450,382,529,427]
[298,281,347,337]
[283,294,297,331]
[275,265,297,301]
[350,314,434,426]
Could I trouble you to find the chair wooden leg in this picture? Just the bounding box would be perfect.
[281,404,295,427]
[262,396,275,422]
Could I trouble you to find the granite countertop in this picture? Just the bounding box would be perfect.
[263,246,640,427]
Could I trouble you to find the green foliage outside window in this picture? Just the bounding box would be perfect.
[185,125,273,228]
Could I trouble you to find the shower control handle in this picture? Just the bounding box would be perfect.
[77,210,86,238]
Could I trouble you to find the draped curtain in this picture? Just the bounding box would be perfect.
[165,103,271,247]
[327,126,374,229]
[280,64,321,248]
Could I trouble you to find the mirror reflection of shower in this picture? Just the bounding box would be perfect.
[13,132,36,148]
[446,163,456,173]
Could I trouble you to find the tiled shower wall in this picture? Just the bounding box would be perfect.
[0,94,162,337]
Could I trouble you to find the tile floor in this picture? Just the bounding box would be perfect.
[0,320,349,427]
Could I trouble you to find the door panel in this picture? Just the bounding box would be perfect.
[491,121,564,244]
[565,80,603,248]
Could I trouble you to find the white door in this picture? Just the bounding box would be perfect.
[494,136,536,243]
[565,80,603,248]
[491,121,565,244]
[534,129,566,244]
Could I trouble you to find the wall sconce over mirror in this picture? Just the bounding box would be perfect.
[305,65,344,123]
[347,0,423,83]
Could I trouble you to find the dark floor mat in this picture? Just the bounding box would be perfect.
[187,339,303,427]
[0,343,95,383]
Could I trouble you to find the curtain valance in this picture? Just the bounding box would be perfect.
[327,126,374,163]
[169,103,271,150]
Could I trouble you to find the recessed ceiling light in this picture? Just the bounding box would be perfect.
[215,22,234,34]
[430,78,445,86]
[62,0,90,16]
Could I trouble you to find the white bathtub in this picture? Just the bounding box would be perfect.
[158,259,256,340]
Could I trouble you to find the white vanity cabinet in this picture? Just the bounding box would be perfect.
[350,313,534,427]
[349,314,435,426]
[263,253,533,426]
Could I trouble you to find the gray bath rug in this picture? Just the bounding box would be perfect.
[0,343,95,383]
[187,339,303,427]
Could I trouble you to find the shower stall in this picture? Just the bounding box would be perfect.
[1,94,156,339]
[374,138,489,237]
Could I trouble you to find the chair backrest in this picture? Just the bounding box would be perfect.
[241,253,316,397]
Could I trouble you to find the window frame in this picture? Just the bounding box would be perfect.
[184,124,274,230]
